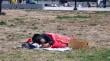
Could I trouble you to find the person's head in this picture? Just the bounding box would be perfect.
[32,34,46,44]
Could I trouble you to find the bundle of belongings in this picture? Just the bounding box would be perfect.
[22,32,94,51]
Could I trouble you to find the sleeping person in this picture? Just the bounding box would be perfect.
[22,32,90,49]
[22,32,71,49]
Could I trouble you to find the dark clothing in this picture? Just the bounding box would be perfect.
[0,0,2,13]
[32,34,54,45]
[103,0,106,8]
[22,42,36,49]
[41,34,54,45]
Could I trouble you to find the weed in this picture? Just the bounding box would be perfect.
[73,15,90,18]
[14,18,22,20]
[0,21,7,25]
[15,34,31,39]
[47,59,54,61]
[56,15,90,19]
[95,11,110,14]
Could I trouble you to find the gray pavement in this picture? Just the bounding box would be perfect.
[78,7,110,11]
[43,6,110,11]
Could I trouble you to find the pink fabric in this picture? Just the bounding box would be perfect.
[45,33,71,48]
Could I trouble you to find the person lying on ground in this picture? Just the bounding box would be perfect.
[22,32,90,49]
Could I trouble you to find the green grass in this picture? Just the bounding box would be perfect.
[14,17,26,21]
[95,11,110,14]
[65,49,110,61]
[6,33,31,41]
[56,15,90,22]
[0,48,110,61]
[0,21,7,25]
[15,34,31,39]
[56,15,90,19]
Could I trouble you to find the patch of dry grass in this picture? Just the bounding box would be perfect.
[0,10,110,61]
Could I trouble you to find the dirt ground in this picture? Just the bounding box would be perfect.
[0,10,110,53]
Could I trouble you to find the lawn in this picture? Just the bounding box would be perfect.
[0,10,110,61]
[0,48,110,61]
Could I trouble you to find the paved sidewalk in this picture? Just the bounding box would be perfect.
[78,7,110,11]
[43,6,110,11]
[43,7,74,11]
